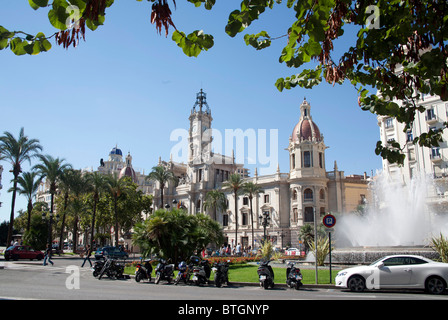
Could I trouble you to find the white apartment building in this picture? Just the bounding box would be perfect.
[378,94,448,211]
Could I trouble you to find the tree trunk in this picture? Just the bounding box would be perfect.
[7,175,19,246]
[234,190,238,248]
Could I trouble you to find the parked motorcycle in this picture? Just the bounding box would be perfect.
[212,260,230,287]
[98,257,125,280]
[286,261,303,290]
[135,258,153,283]
[190,256,211,286]
[154,258,174,284]
[92,258,105,277]
[257,259,274,289]
[174,261,191,285]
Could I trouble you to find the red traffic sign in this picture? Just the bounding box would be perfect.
[323,214,336,228]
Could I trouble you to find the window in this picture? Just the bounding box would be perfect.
[426,108,436,121]
[406,130,413,142]
[431,147,441,159]
[242,212,248,225]
[291,154,296,169]
[223,214,229,226]
[303,151,311,167]
[319,152,323,168]
[304,188,313,202]
[385,117,394,128]
[304,207,314,223]
[243,197,249,206]
[264,194,270,203]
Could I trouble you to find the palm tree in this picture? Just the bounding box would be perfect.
[203,189,227,221]
[0,128,43,246]
[146,165,177,209]
[85,171,107,248]
[33,155,72,247]
[57,168,76,251]
[222,173,246,247]
[66,169,88,253]
[14,171,42,231]
[106,173,130,247]
[242,181,264,249]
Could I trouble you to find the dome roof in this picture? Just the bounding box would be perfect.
[110,147,122,156]
[119,166,137,183]
[291,98,323,142]
[291,119,322,142]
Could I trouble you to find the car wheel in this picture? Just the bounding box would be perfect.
[425,276,446,295]
[348,275,366,292]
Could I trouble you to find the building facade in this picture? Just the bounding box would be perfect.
[377,93,448,211]
[34,90,371,250]
[149,91,371,249]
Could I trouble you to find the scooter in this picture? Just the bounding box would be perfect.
[174,261,191,285]
[190,256,211,286]
[212,260,230,287]
[135,258,153,283]
[286,261,303,290]
[154,258,174,284]
[257,259,274,289]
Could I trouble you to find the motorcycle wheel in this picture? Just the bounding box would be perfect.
[174,275,181,285]
[295,281,302,290]
[155,273,161,284]
[215,277,222,288]
[135,272,143,283]
[263,280,269,290]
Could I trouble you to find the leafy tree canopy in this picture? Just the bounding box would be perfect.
[1,0,447,164]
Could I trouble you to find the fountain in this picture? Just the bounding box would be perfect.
[330,172,448,264]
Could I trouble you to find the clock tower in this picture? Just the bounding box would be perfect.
[189,89,213,164]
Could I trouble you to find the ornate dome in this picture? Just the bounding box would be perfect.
[110,146,122,156]
[119,166,138,183]
[291,98,323,142]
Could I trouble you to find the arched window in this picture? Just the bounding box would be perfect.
[304,188,313,202]
[292,189,298,201]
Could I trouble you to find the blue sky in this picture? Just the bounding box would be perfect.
[0,1,382,223]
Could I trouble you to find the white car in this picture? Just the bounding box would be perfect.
[335,255,448,294]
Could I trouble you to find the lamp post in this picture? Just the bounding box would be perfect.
[42,206,59,249]
[259,211,271,244]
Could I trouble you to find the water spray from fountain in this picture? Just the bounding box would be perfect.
[331,171,448,263]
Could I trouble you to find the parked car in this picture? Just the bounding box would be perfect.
[4,245,45,261]
[335,255,448,294]
[95,246,129,260]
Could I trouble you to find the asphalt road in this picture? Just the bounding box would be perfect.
[1,256,447,304]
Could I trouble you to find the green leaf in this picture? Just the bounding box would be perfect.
[28,0,49,10]
[9,38,27,56]
[172,30,214,57]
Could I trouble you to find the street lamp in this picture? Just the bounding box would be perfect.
[258,211,271,244]
[42,206,59,248]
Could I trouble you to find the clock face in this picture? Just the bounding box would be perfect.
[192,124,197,133]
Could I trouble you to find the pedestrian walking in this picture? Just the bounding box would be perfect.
[81,245,92,267]
[43,244,54,266]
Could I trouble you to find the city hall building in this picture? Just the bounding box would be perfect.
[36,90,371,250]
